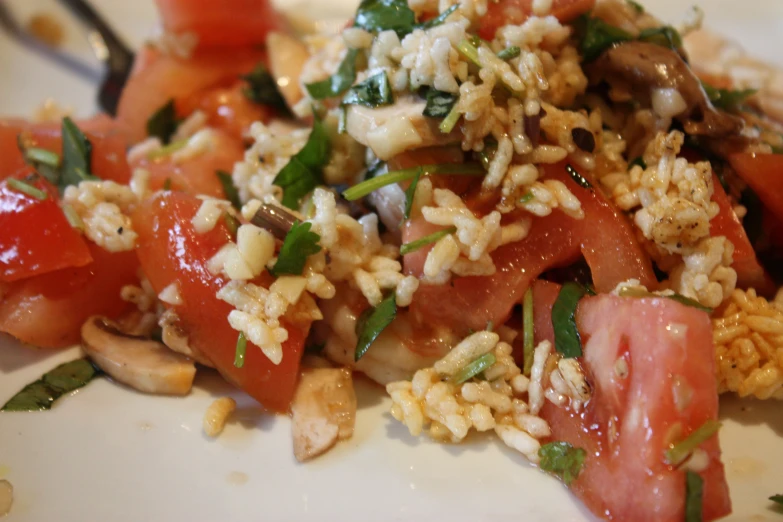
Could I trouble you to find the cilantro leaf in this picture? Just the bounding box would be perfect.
[355,292,397,361]
[701,82,757,112]
[353,0,416,37]
[243,62,290,115]
[552,282,594,358]
[273,118,331,209]
[685,471,704,522]
[422,88,458,118]
[61,117,98,189]
[216,170,242,209]
[305,49,360,100]
[271,221,323,277]
[403,168,421,220]
[2,359,101,411]
[146,99,179,144]
[343,71,394,108]
[538,441,587,486]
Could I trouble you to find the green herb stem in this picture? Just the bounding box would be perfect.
[25,147,60,167]
[147,139,188,161]
[439,104,463,134]
[684,471,704,522]
[7,178,48,200]
[234,332,247,369]
[457,39,481,67]
[450,353,496,384]
[522,287,535,376]
[665,420,722,466]
[61,203,84,230]
[400,226,457,255]
[342,163,484,201]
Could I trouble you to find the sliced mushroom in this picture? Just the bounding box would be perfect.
[158,309,214,367]
[267,32,310,110]
[588,41,743,137]
[81,316,196,395]
[345,94,461,160]
[291,367,356,462]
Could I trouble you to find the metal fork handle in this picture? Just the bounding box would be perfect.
[57,0,134,71]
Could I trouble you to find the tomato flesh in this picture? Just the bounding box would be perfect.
[133,192,306,412]
[479,0,595,40]
[177,82,272,141]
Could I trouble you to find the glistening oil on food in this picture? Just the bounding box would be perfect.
[1,0,783,520]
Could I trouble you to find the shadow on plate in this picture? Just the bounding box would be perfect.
[0,334,66,373]
[719,395,783,437]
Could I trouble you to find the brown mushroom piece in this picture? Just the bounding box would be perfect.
[158,309,214,368]
[81,316,196,395]
[588,41,743,137]
[290,367,357,462]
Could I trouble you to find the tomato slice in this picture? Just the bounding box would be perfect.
[0,175,92,282]
[129,128,244,198]
[117,46,265,143]
[530,286,731,521]
[133,192,307,412]
[729,152,783,225]
[479,0,595,40]
[405,162,656,334]
[155,0,284,49]
[0,116,131,184]
[0,243,139,348]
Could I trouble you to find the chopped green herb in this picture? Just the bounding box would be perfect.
[417,4,458,30]
[7,178,48,200]
[271,221,323,277]
[399,226,457,255]
[24,147,60,168]
[234,332,247,369]
[576,15,633,62]
[439,104,463,133]
[518,192,534,204]
[685,471,704,522]
[770,495,783,506]
[216,170,242,209]
[552,282,594,358]
[355,292,397,361]
[457,39,481,67]
[701,82,757,112]
[342,71,394,108]
[343,163,484,201]
[497,46,521,60]
[1,359,101,411]
[403,168,421,220]
[523,287,534,376]
[628,157,647,170]
[163,177,172,191]
[638,26,683,52]
[665,420,722,466]
[61,117,98,188]
[223,212,240,237]
[423,88,458,118]
[450,353,496,384]
[565,164,593,189]
[627,0,644,13]
[353,0,416,37]
[538,441,587,486]
[305,49,360,100]
[146,138,187,161]
[273,118,331,209]
[18,139,60,184]
[146,99,179,144]
[62,203,84,230]
[242,62,290,115]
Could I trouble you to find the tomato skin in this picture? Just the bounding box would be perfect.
[129,128,244,198]
[530,287,730,521]
[406,162,656,334]
[133,192,306,412]
[0,116,131,184]
[155,0,284,49]
[479,0,595,40]
[0,243,138,348]
[729,153,783,225]
[0,176,92,282]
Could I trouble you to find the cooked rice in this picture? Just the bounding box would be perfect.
[203,397,237,437]
[62,180,139,252]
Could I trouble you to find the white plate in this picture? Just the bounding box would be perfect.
[1,1,782,520]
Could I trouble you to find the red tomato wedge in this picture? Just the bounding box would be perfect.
[531,288,730,521]
[405,162,656,334]
[129,128,244,198]
[117,46,265,143]
[133,192,307,412]
[729,152,783,226]
[479,0,595,40]
[0,176,92,282]
[155,0,284,49]
[0,243,138,348]
[0,116,131,183]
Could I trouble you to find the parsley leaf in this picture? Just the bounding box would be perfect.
[61,117,98,189]
[355,292,397,361]
[243,62,290,115]
[273,118,331,209]
[146,99,179,144]
[576,15,633,62]
[2,359,101,411]
[353,0,416,37]
[701,82,757,112]
[216,170,242,209]
[343,71,394,108]
[423,88,458,118]
[416,4,458,30]
[271,221,323,277]
[685,471,704,522]
[403,168,421,220]
[552,282,594,358]
[538,441,587,486]
[305,49,360,100]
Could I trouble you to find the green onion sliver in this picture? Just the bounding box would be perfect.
[7,178,48,200]
[234,332,247,369]
[665,420,722,466]
[399,226,456,255]
[342,163,484,201]
[223,212,240,237]
[147,139,187,160]
[522,287,534,376]
[439,104,462,134]
[61,204,84,230]
[518,192,534,204]
[457,39,481,67]
[451,352,496,384]
[25,147,60,167]
[497,46,521,60]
